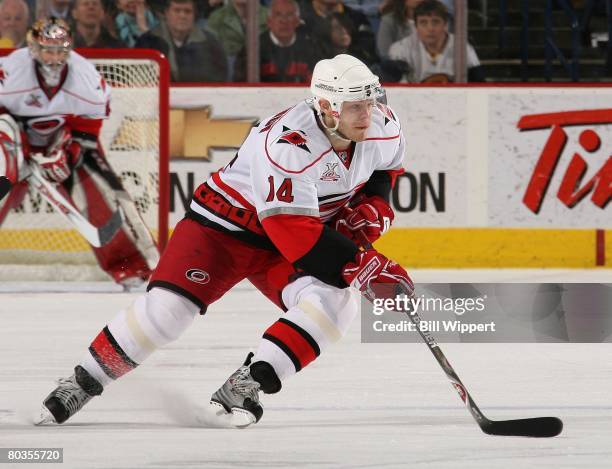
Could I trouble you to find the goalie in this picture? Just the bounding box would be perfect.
[0,18,159,286]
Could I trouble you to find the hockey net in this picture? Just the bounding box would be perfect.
[0,49,169,281]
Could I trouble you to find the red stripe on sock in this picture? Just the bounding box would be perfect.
[265,321,317,369]
[90,330,135,378]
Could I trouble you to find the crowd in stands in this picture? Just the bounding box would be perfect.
[0,0,487,83]
[3,0,611,83]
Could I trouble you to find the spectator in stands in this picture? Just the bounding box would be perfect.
[115,0,158,47]
[0,0,29,47]
[206,0,268,62]
[315,11,377,67]
[72,0,125,47]
[235,0,314,82]
[136,0,228,82]
[377,0,423,59]
[342,0,389,31]
[36,0,72,20]
[388,0,484,82]
[300,0,377,67]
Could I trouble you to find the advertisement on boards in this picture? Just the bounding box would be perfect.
[488,90,611,228]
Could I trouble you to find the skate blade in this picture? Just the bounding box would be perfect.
[195,401,257,429]
[33,405,57,426]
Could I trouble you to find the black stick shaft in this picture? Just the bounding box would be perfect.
[358,233,562,437]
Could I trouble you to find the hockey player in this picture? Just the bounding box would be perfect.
[35,54,414,427]
[0,18,158,285]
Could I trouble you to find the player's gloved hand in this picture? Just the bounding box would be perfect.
[31,149,72,183]
[335,196,394,245]
[342,249,414,302]
[30,131,83,184]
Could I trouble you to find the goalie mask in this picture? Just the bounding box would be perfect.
[28,18,73,87]
[310,54,385,132]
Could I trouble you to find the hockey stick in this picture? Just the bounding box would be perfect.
[0,176,11,201]
[358,233,563,437]
[27,164,123,248]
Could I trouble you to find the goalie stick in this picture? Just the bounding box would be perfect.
[0,176,11,201]
[27,164,123,248]
[358,232,563,438]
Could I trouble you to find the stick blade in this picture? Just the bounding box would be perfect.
[481,417,563,438]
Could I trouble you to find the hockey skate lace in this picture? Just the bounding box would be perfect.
[54,377,89,416]
[230,368,261,402]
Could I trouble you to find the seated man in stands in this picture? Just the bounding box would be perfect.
[136,0,228,82]
[72,0,126,48]
[0,0,29,48]
[388,0,484,82]
[234,0,315,82]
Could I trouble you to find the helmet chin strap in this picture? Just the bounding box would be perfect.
[316,108,352,147]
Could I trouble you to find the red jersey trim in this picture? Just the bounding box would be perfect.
[387,168,405,188]
[35,64,68,100]
[62,88,107,106]
[265,133,334,174]
[261,214,323,262]
[263,109,334,174]
[365,134,400,141]
[211,171,256,211]
[64,115,103,137]
[0,86,39,96]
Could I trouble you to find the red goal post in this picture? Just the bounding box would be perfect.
[0,48,170,281]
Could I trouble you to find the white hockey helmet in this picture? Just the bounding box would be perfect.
[28,18,73,86]
[310,54,383,118]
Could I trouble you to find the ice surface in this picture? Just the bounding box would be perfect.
[1,270,611,468]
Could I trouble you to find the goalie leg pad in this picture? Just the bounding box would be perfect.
[79,288,198,387]
[70,158,159,285]
[253,276,359,380]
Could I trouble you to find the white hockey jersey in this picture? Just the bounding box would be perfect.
[190,99,405,260]
[0,48,110,148]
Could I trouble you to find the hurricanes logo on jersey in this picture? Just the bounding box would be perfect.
[276,127,311,153]
[320,162,340,182]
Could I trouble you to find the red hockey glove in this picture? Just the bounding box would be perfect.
[30,131,83,183]
[342,249,414,302]
[31,149,71,183]
[336,196,394,245]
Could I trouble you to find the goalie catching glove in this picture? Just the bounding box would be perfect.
[336,195,394,245]
[30,130,83,183]
[342,249,414,302]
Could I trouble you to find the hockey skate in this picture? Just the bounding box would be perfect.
[204,352,274,428]
[34,366,103,425]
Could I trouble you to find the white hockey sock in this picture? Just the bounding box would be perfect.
[80,288,199,387]
[253,277,358,381]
